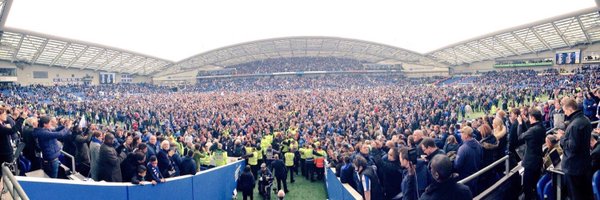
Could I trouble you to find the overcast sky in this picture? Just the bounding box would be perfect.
[5,0,596,61]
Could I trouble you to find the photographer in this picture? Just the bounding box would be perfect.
[399,147,418,200]
[32,116,73,178]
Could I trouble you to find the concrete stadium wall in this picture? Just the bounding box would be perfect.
[152,69,199,86]
[0,60,151,85]
[451,42,600,74]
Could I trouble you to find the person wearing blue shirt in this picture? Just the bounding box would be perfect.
[454,126,482,194]
[146,155,165,183]
[32,116,73,178]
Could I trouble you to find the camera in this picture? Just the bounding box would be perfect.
[408,148,418,165]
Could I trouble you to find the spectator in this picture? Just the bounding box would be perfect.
[73,125,92,176]
[478,124,498,190]
[516,108,545,199]
[237,165,255,200]
[271,154,289,193]
[507,108,521,167]
[419,154,473,200]
[22,117,40,170]
[146,155,165,183]
[443,135,459,154]
[277,189,285,200]
[179,149,197,176]
[399,148,418,200]
[373,147,402,200]
[454,126,482,194]
[121,152,146,182]
[556,97,593,199]
[542,134,562,170]
[0,106,14,167]
[33,116,73,178]
[339,156,356,190]
[592,134,600,172]
[89,130,103,181]
[354,155,383,200]
[132,165,157,185]
[98,133,126,182]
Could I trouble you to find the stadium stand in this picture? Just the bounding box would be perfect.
[0,2,600,200]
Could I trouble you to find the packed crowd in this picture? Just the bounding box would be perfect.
[0,65,597,200]
[226,57,366,74]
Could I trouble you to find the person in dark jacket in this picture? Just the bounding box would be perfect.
[339,156,357,190]
[98,133,126,182]
[121,151,146,182]
[22,117,41,171]
[157,140,173,178]
[507,108,522,168]
[477,124,498,190]
[132,165,157,185]
[237,165,255,200]
[421,137,445,191]
[443,135,459,153]
[420,154,473,200]
[32,116,72,178]
[556,98,593,199]
[374,147,403,200]
[399,148,417,200]
[355,155,383,200]
[0,106,14,176]
[73,126,91,176]
[179,150,197,176]
[517,108,545,200]
[454,126,482,194]
[271,154,289,193]
[590,134,600,172]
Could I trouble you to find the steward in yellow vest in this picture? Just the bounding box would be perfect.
[285,148,296,183]
[213,143,228,167]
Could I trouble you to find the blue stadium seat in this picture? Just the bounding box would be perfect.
[543,181,553,200]
[537,173,551,200]
[593,170,600,200]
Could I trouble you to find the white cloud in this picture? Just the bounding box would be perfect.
[5,0,595,61]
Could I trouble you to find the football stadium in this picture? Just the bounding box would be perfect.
[0,0,600,199]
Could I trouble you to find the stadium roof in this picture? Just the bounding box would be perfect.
[0,0,599,76]
[427,7,600,65]
[0,27,174,75]
[160,36,445,75]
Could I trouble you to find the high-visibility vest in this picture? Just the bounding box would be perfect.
[299,148,307,159]
[284,152,295,167]
[199,152,211,166]
[314,150,326,168]
[314,157,325,168]
[245,147,254,156]
[249,151,258,166]
[256,148,263,160]
[303,148,314,159]
[213,150,228,167]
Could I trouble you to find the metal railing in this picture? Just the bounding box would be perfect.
[458,155,510,185]
[60,150,76,173]
[1,163,29,200]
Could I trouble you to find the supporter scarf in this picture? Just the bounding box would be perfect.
[91,137,102,144]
